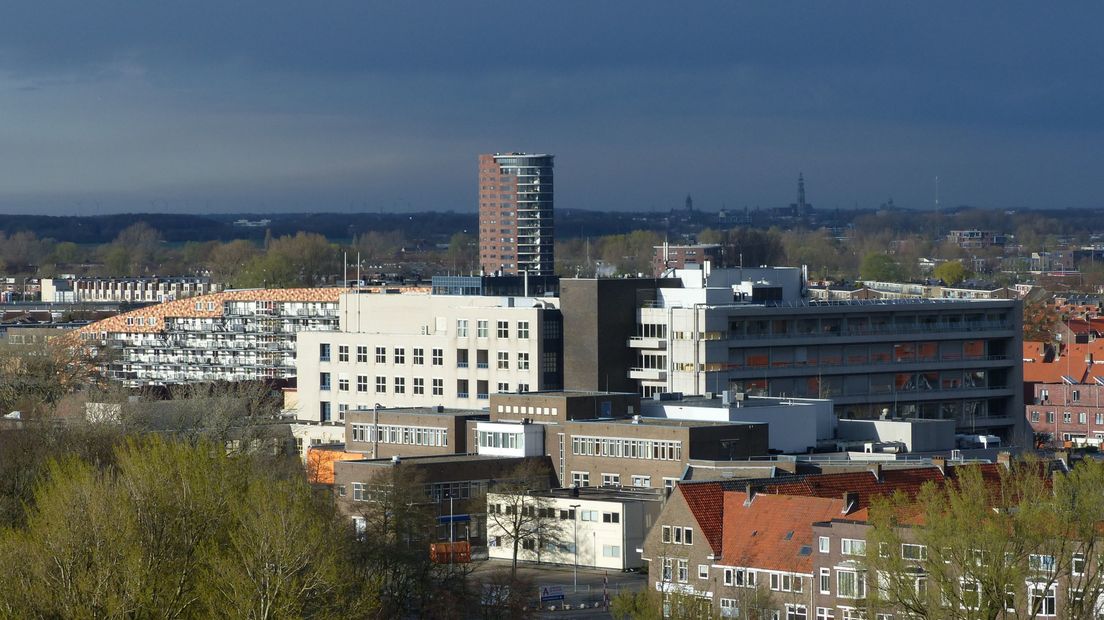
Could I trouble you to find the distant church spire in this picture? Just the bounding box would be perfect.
[685,193,693,212]
[797,173,806,213]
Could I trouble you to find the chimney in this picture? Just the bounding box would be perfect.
[869,463,882,482]
[996,451,1012,470]
[842,491,858,514]
[744,483,755,506]
[931,456,946,476]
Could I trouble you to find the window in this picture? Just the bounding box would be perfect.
[497,321,509,338]
[518,321,530,339]
[457,319,468,337]
[351,482,365,501]
[413,348,424,365]
[697,564,708,579]
[603,545,622,558]
[394,348,405,364]
[517,352,530,370]
[720,599,738,618]
[375,347,386,363]
[1031,411,1040,422]
[837,570,865,598]
[962,579,981,610]
[571,471,590,487]
[677,560,689,583]
[786,605,808,620]
[684,528,693,545]
[319,372,331,391]
[394,377,405,394]
[662,558,672,581]
[820,568,830,594]
[413,378,425,395]
[661,526,671,543]
[357,346,367,363]
[581,510,598,522]
[1047,411,1055,424]
[602,474,621,487]
[602,511,620,523]
[477,320,488,338]
[497,351,509,369]
[631,475,651,488]
[841,539,866,556]
[1073,552,1086,576]
[319,401,330,421]
[1028,583,1056,616]
[901,544,927,560]
[1080,411,1087,424]
[375,376,386,393]
[1029,554,1056,573]
[319,343,331,361]
[338,377,349,392]
[517,383,529,393]
[432,378,443,395]
[819,536,830,553]
[816,609,834,620]
[497,382,509,393]
[357,375,368,392]
[338,403,348,420]
[1097,413,1103,425]
[1064,412,1072,423]
[1074,390,1081,401]
[338,345,349,362]
[432,349,443,366]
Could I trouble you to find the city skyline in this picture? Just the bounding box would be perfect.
[0,3,1101,214]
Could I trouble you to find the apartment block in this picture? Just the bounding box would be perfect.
[478,153,555,276]
[652,243,723,276]
[72,289,343,386]
[295,291,562,422]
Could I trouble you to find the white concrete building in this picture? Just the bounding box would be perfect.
[475,420,546,457]
[295,292,563,422]
[641,393,836,454]
[486,487,663,570]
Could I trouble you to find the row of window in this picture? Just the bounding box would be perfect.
[1031,410,1104,425]
[571,436,683,461]
[660,525,694,545]
[320,344,444,365]
[456,319,530,339]
[349,423,448,447]
[321,373,444,396]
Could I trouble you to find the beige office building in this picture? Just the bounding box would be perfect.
[295,292,563,422]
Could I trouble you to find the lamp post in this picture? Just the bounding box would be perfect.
[570,503,581,592]
[448,491,455,544]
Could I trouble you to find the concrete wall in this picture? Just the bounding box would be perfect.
[836,419,956,452]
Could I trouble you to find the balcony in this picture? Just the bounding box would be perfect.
[629,368,667,381]
[628,337,666,349]
[457,392,470,399]
[457,362,469,369]
[477,362,490,369]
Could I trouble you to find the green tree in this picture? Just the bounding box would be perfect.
[860,252,906,282]
[933,260,970,286]
[865,459,1104,620]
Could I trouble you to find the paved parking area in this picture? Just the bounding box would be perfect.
[468,559,647,618]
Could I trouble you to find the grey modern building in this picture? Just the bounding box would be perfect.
[562,267,1025,443]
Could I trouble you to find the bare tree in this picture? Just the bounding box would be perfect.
[485,459,563,578]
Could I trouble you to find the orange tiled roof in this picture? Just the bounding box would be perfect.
[760,467,947,510]
[1023,340,1104,384]
[72,288,343,336]
[721,492,844,573]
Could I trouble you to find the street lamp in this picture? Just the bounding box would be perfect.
[570,503,581,592]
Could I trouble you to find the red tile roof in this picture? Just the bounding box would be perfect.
[1023,340,1104,384]
[720,492,843,573]
[677,482,727,554]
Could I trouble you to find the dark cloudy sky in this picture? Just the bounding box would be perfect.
[0,2,1100,215]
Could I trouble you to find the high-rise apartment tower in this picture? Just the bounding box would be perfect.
[478,153,554,276]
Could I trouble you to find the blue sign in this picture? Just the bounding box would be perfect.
[540,586,565,602]
[437,513,471,523]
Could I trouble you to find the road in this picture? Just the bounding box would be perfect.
[468,558,647,618]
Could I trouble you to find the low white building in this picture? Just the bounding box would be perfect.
[289,422,347,461]
[486,487,663,570]
[475,420,546,457]
[641,393,835,454]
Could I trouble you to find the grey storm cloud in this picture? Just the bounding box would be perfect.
[0,1,1100,214]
